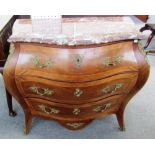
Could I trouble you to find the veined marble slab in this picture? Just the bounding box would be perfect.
[8,16,148,46]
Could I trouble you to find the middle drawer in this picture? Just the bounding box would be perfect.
[15,72,137,104]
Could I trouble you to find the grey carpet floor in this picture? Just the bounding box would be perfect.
[0,55,155,139]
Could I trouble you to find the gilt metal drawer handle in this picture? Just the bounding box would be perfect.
[74,88,83,97]
[102,55,123,66]
[39,105,60,114]
[32,56,54,68]
[66,122,84,129]
[93,103,112,112]
[102,83,123,94]
[29,85,54,96]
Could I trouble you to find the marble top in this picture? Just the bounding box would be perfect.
[8,16,147,46]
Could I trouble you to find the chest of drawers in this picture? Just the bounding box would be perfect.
[3,17,150,134]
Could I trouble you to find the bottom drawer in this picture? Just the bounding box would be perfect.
[25,95,123,120]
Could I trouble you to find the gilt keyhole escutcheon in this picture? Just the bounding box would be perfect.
[72,108,81,115]
[74,88,83,97]
[75,54,83,68]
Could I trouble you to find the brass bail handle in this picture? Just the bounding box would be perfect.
[93,103,112,112]
[32,56,54,68]
[102,83,123,94]
[102,55,123,66]
[101,103,111,112]
[30,86,54,96]
[39,105,60,114]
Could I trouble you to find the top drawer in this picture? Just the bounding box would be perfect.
[15,72,137,104]
[15,41,138,82]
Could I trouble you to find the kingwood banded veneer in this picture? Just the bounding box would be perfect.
[3,17,150,134]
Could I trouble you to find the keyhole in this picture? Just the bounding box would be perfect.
[77,58,80,62]
[75,54,83,68]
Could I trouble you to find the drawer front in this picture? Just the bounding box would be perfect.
[15,41,138,82]
[25,95,123,120]
[15,73,137,104]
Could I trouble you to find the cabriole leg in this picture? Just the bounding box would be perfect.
[116,110,125,131]
[24,112,32,135]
